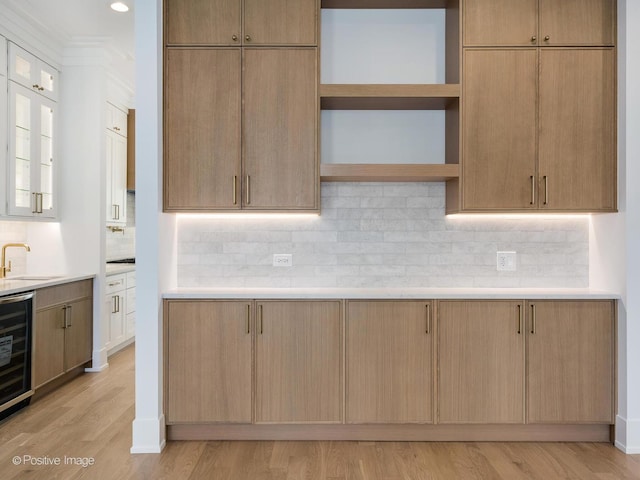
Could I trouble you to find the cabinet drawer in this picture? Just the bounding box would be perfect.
[36,279,93,310]
[106,274,126,294]
[107,102,128,136]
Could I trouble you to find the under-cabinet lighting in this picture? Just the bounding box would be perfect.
[446,213,591,220]
[176,213,320,221]
[110,2,129,12]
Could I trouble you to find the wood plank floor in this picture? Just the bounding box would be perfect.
[1,345,639,480]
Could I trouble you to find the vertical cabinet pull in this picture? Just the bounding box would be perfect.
[67,305,72,327]
[543,176,548,205]
[425,304,431,334]
[246,304,250,334]
[259,304,263,334]
[233,176,238,205]
[530,304,536,334]
[530,176,535,205]
[517,304,522,334]
[246,176,250,205]
[32,193,37,213]
[62,306,68,328]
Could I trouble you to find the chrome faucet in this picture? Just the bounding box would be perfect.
[0,243,31,279]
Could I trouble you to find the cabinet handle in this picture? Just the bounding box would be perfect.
[62,306,68,328]
[517,304,522,334]
[38,193,44,213]
[530,304,536,334]
[530,176,535,205]
[246,175,250,205]
[232,34,238,41]
[543,176,548,205]
[531,35,536,42]
[32,193,37,213]
[544,35,550,42]
[32,83,40,90]
[246,304,250,334]
[67,304,73,327]
[425,304,431,334]
[233,176,237,205]
[117,295,120,313]
[116,204,120,220]
[245,35,251,42]
[259,304,263,334]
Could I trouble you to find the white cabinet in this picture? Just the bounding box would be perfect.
[105,273,126,352]
[8,42,58,101]
[6,42,58,219]
[125,271,136,337]
[0,36,7,216]
[106,102,128,226]
[105,270,135,355]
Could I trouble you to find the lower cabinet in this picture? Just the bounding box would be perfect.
[164,297,615,440]
[255,301,342,423]
[527,300,614,424]
[346,300,433,424]
[165,300,252,423]
[438,301,525,423]
[33,279,93,389]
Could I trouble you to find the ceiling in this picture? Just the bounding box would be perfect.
[2,0,135,89]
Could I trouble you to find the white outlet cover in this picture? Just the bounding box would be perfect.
[273,254,293,267]
[497,251,516,272]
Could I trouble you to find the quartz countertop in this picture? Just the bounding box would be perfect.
[163,287,619,300]
[0,274,95,297]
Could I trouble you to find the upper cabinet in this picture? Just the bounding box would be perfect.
[106,102,128,226]
[5,42,59,219]
[0,36,7,216]
[464,0,615,47]
[165,0,318,46]
[8,42,58,101]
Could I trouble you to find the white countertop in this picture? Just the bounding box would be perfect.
[163,287,619,300]
[0,274,95,297]
[106,264,136,276]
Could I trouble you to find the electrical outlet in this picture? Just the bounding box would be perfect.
[497,251,516,272]
[273,254,293,267]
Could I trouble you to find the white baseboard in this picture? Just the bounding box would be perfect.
[615,415,640,454]
[131,414,166,454]
[85,347,109,372]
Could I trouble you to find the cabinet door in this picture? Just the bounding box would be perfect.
[33,306,65,388]
[165,0,241,46]
[527,301,614,424]
[243,48,317,210]
[8,83,57,218]
[8,42,58,101]
[463,0,537,46]
[255,301,341,423]
[107,293,125,349]
[64,298,93,371]
[164,49,241,211]
[166,301,252,423]
[462,49,537,210]
[244,0,317,45]
[538,49,616,211]
[438,301,525,424]
[106,129,128,225]
[346,301,433,424]
[539,0,615,46]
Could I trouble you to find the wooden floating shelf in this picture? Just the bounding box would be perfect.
[320,163,459,182]
[322,0,447,8]
[320,84,460,110]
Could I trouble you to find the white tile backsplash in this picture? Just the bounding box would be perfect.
[0,221,29,275]
[176,183,590,289]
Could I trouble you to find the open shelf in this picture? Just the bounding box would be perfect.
[322,0,447,8]
[320,163,459,182]
[320,84,460,110]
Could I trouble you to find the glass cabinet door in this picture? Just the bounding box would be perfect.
[39,101,55,214]
[8,42,58,101]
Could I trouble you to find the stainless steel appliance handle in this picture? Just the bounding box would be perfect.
[0,292,34,304]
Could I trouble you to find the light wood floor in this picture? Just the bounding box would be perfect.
[1,346,639,480]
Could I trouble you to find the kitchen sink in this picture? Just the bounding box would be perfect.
[10,275,64,281]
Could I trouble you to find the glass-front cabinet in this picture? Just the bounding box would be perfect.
[6,42,58,218]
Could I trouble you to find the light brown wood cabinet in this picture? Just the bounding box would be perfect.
[464,0,615,47]
[255,300,342,423]
[165,300,252,423]
[346,300,433,424]
[165,0,317,46]
[33,280,93,389]
[527,300,614,424]
[164,47,318,212]
[438,301,525,424]
[461,47,616,212]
